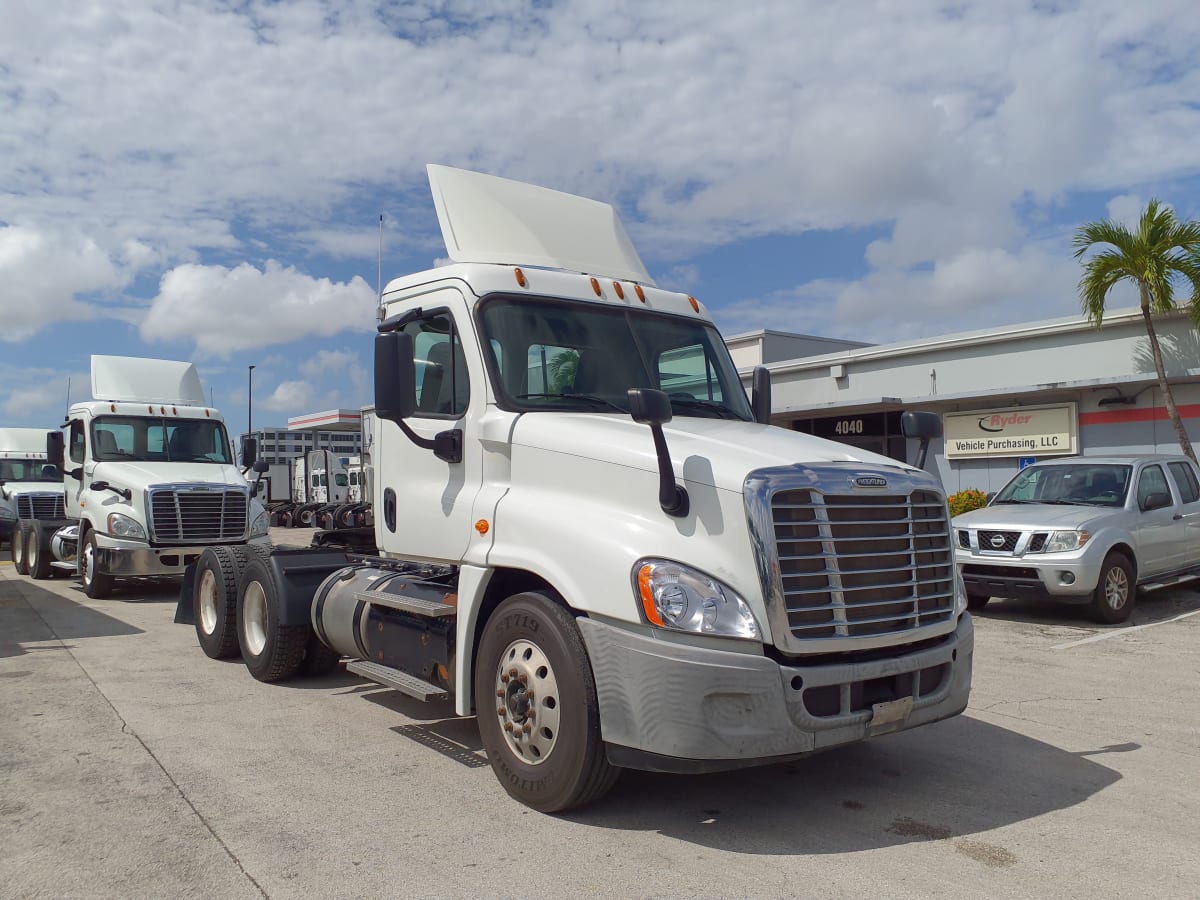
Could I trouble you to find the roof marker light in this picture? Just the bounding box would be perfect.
[613,281,625,300]
[514,267,527,288]
[172,406,177,415]
[205,409,210,417]
[634,284,646,303]
[590,277,601,296]
[110,404,116,412]
[148,405,154,413]
[688,295,700,312]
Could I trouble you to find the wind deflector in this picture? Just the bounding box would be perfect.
[426,164,654,285]
[91,355,206,405]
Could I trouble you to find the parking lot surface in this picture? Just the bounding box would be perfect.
[2,535,1199,899]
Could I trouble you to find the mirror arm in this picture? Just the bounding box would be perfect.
[394,420,463,464]
[648,424,689,517]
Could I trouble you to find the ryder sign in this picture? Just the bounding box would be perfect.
[944,403,1077,459]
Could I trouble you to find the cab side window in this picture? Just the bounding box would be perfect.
[1168,462,1200,505]
[402,312,470,417]
[1137,464,1170,510]
[69,421,85,464]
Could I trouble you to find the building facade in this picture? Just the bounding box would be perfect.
[242,409,363,464]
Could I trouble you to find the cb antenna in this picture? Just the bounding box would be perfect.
[65,377,71,410]
[377,213,384,317]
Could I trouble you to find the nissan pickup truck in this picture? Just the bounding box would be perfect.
[953,454,1200,622]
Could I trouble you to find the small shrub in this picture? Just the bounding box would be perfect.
[949,488,989,517]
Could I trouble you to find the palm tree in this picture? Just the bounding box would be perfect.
[1073,199,1200,463]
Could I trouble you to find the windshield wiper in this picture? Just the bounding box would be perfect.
[516,393,627,413]
[668,398,746,420]
[993,499,1034,504]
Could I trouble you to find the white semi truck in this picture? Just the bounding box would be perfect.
[1,428,65,556]
[182,166,973,812]
[18,356,271,596]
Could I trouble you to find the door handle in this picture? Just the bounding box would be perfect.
[1173,513,1184,520]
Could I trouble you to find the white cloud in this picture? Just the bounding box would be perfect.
[0,365,88,425]
[260,380,317,414]
[139,261,377,357]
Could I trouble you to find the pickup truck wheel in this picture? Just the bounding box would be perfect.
[27,524,54,580]
[237,558,309,682]
[966,592,990,611]
[193,547,243,659]
[12,522,30,576]
[80,532,115,599]
[475,591,619,813]
[1091,553,1134,624]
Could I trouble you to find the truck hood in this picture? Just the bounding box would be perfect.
[509,414,918,492]
[1,481,64,498]
[92,461,249,493]
[954,503,1108,531]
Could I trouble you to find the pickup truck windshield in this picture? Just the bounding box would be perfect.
[994,463,1132,507]
[91,417,233,464]
[479,295,754,420]
[0,459,62,482]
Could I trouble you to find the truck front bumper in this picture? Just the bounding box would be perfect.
[578,614,973,773]
[93,533,271,577]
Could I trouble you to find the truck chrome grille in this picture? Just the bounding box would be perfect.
[746,464,958,652]
[147,486,248,544]
[16,493,65,520]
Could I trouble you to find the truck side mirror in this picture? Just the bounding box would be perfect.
[46,431,65,473]
[901,410,943,471]
[751,366,772,426]
[627,388,689,518]
[241,436,258,467]
[253,459,270,474]
[375,331,418,423]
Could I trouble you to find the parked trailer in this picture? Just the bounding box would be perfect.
[180,165,972,812]
[16,355,271,597]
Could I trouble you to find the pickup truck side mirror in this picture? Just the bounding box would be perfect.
[751,366,772,426]
[1140,491,1172,512]
[628,388,689,518]
[375,331,418,423]
[901,410,943,470]
[46,430,65,473]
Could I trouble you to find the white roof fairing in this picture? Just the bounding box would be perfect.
[427,164,655,285]
[91,355,206,405]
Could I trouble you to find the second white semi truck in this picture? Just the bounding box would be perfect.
[1,428,65,556]
[17,355,271,596]
[181,165,973,812]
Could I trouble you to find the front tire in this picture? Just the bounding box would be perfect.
[237,558,309,681]
[474,591,618,813]
[1091,553,1135,624]
[80,531,115,599]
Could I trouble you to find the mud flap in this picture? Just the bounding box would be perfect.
[174,561,197,625]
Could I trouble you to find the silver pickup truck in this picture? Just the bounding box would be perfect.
[953,454,1200,623]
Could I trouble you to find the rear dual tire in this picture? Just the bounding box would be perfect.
[12,523,30,575]
[236,558,338,681]
[26,524,54,580]
[194,545,267,659]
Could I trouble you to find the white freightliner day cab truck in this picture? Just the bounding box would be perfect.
[1,428,65,558]
[180,166,973,812]
[20,355,271,597]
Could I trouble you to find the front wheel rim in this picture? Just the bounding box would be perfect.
[242,581,268,656]
[83,543,94,584]
[27,536,37,570]
[198,569,219,634]
[493,639,562,765]
[1105,566,1129,610]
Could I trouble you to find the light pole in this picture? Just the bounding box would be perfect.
[247,365,256,460]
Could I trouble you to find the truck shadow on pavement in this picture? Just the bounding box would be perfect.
[0,577,144,660]
[564,714,1123,859]
[971,583,1200,629]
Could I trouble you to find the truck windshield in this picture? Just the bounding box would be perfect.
[91,417,234,464]
[993,463,1132,507]
[0,459,62,482]
[479,295,754,420]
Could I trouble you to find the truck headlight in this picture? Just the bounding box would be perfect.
[250,510,270,537]
[107,513,146,540]
[1042,530,1090,553]
[633,559,760,641]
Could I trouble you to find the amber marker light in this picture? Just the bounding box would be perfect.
[613,281,625,299]
[147,405,154,413]
[688,295,700,312]
[514,267,527,287]
[636,563,664,627]
[590,277,601,296]
[475,519,490,535]
[110,404,116,412]
[172,406,177,415]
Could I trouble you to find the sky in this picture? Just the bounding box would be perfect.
[3,0,1199,436]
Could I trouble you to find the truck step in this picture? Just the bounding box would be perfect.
[346,660,449,701]
[353,589,456,618]
[50,561,76,572]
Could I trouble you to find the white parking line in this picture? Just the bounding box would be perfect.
[1052,609,1200,649]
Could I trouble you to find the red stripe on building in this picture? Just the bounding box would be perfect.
[287,413,362,426]
[1080,404,1200,426]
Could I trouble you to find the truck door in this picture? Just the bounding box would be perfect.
[1167,461,1200,571]
[1133,463,1178,576]
[376,299,483,564]
[62,418,87,518]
